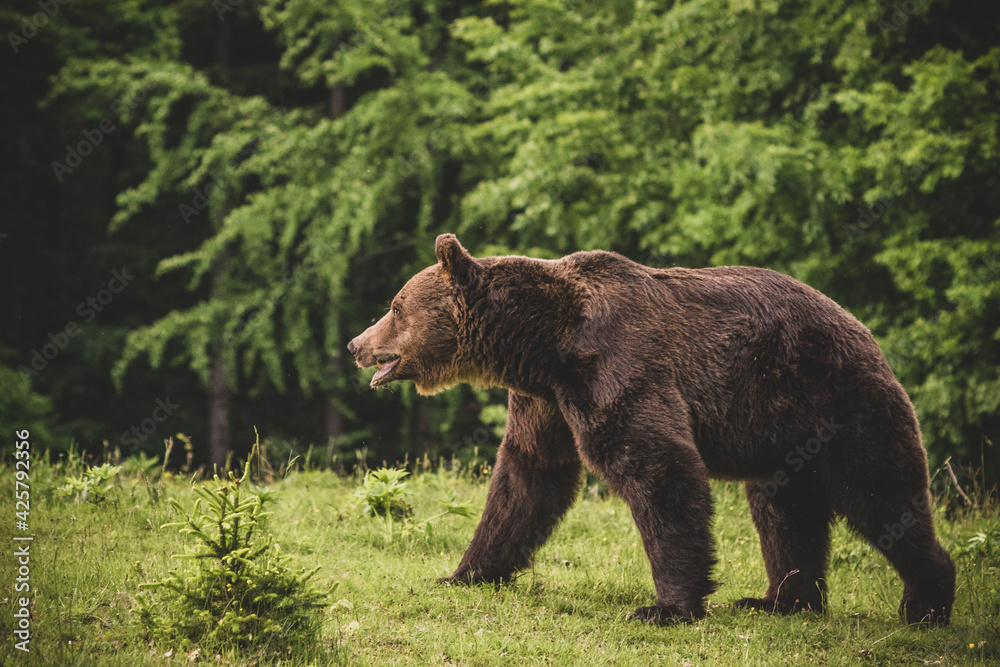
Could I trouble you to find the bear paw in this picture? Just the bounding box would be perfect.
[628,605,703,625]
[436,570,510,587]
[899,598,950,626]
[733,596,822,615]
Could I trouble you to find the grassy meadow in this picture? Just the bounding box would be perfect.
[1,451,997,666]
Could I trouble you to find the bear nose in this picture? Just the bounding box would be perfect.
[347,339,357,355]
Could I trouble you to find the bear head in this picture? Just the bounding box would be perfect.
[347,234,482,395]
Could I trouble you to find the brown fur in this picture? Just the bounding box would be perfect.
[348,234,955,626]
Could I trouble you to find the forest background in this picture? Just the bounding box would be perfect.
[1,0,997,484]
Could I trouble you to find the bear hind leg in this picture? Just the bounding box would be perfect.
[837,487,955,626]
[735,481,832,615]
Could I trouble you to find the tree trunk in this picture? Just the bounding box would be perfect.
[409,398,431,464]
[207,239,232,468]
[322,78,346,454]
[326,328,346,455]
[207,23,233,469]
[331,82,344,116]
[326,399,343,448]
[209,340,231,468]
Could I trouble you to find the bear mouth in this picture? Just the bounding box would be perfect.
[371,355,401,386]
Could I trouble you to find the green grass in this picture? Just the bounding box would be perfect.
[1,457,997,665]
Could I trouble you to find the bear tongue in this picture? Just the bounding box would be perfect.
[372,357,400,384]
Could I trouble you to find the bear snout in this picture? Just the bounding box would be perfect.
[347,335,373,367]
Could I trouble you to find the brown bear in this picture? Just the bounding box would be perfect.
[347,234,955,626]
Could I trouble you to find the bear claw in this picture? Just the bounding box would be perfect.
[436,573,480,587]
[734,596,822,615]
[628,605,702,625]
[899,600,950,627]
[436,571,510,587]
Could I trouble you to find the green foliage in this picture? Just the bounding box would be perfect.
[259,0,431,87]
[954,525,1000,627]
[356,466,414,520]
[449,0,999,478]
[431,488,478,524]
[356,466,475,543]
[955,527,1000,562]
[137,468,326,654]
[120,452,161,480]
[0,360,54,454]
[57,463,122,503]
[3,454,998,665]
[38,0,999,478]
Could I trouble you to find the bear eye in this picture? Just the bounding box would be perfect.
[392,305,401,316]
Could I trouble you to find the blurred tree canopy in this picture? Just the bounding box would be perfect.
[2,0,996,481]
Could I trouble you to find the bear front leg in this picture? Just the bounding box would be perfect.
[440,393,581,585]
[596,434,718,625]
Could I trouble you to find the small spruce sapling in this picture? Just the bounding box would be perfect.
[136,443,326,654]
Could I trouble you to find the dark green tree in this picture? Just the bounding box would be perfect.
[451,0,999,479]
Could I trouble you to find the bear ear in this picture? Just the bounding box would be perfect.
[435,233,480,288]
